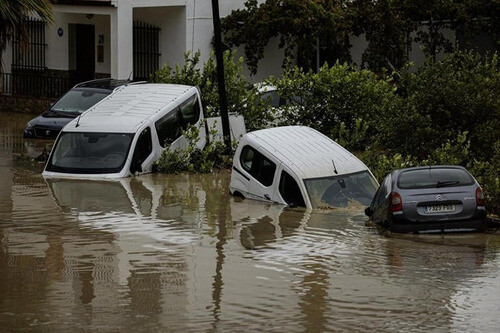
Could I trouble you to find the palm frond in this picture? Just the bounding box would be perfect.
[0,0,53,71]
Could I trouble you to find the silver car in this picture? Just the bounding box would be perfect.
[365,166,487,233]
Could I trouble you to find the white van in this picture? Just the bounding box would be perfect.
[43,83,209,178]
[229,126,379,209]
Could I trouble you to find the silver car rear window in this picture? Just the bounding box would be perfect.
[398,168,474,189]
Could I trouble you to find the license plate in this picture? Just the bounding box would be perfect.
[425,205,456,213]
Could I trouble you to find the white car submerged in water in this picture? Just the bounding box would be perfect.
[43,83,245,179]
[229,126,379,209]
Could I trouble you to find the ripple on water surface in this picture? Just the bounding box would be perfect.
[1,124,500,331]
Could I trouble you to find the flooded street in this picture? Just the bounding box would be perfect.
[1,111,500,332]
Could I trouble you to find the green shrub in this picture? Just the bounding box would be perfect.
[154,122,233,174]
[468,142,500,215]
[270,62,399,151]
[154,146,189,174]
[360,148,418,182]
[381,51,500,160]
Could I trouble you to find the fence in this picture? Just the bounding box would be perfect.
[1,72,77,98]
[133,21,161,81]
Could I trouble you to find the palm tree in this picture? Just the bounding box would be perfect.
[0,0,53,90]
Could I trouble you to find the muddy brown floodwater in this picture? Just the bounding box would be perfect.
[1,111,500,332]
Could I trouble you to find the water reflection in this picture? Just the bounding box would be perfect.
[2,111,500,331]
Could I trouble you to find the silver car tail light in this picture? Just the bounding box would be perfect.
[390,192,402,212]
[476,187,485,207]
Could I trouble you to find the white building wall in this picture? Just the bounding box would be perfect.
[233,37,287,83]
[185,0,283,83]
[350,34,368,68]
[133,6,186,71]
[111,0,133,79]
[47,12,111,74]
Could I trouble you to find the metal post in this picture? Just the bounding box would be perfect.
[316,36,320,72]
[211,0,232,153]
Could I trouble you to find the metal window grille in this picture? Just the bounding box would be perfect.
[133,21,161,81]
[11,18,47,71]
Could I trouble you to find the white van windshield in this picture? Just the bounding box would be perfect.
[304,171,378,209]
[46,132,134,174]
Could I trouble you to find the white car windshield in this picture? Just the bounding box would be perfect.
[51,89,109,114]
[46,132,134,174]
[304,171,378,209]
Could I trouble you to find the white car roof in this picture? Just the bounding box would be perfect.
[62,83,197,133]
[254,83,276,93]
[241,126,369,179]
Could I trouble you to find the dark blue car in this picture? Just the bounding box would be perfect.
[23,78,131,139]
[365,166,487,233]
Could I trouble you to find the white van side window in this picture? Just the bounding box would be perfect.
[155,109,182,147]
[130,127,152,173]
[179,94,200,127]
[279,171,306,207]
[240,146,276,187]
[240,146,254,170]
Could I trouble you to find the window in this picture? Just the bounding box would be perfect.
[155,109,182,147]
[130,127,152,173]
[279,171,306,207]
[240,146,276,187]
[373,175,390,209]
[179,95,201,126]
[398,168,474,189]
[46,132,134,174]
[133,21,160,81]
[304,171,378,208]
[240,147,255,170]
[260,90,282,108]
[12,18,46,71]
[51,89,109,115]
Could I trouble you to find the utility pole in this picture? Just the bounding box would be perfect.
[211,0,232,153]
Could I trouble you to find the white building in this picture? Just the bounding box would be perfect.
[1,0,283,93]
[1,0,490,101]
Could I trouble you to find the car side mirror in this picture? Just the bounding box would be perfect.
[365,207,373,217]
